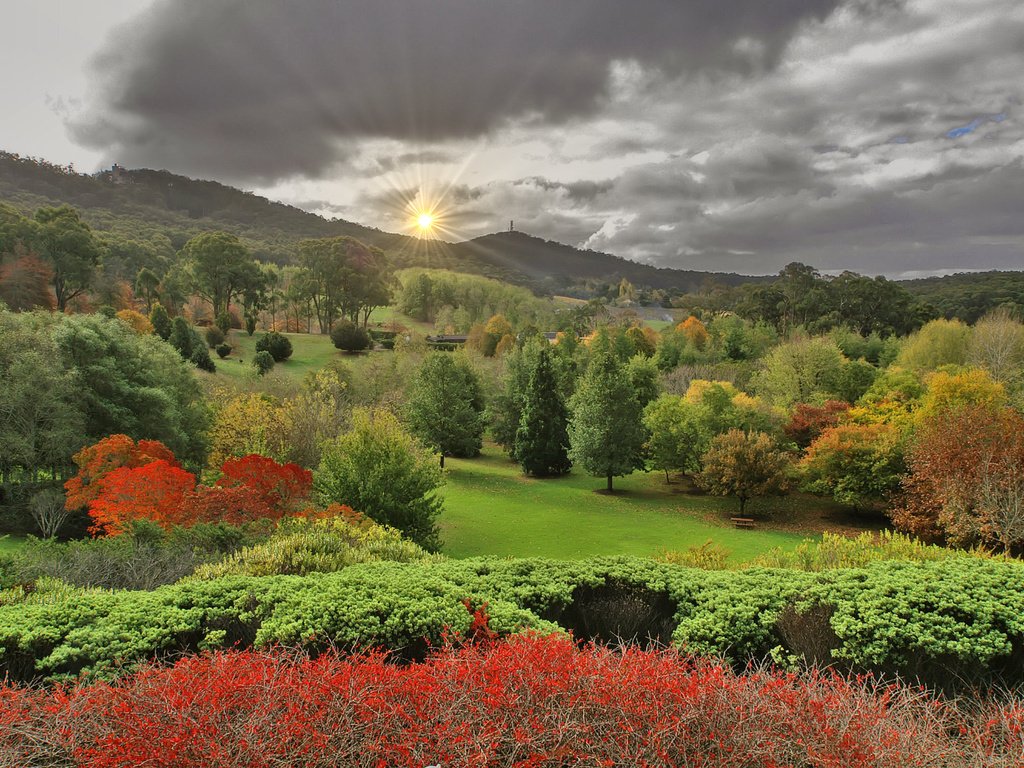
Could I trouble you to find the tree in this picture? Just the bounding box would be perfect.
[116,309,153,335]
[177,484,275,527]
[567,349,646,492]
[168,316,216,372]
[967,308,1024,390]
[206,393,288,470]
[298,237,390,333]
[87,459,196,535]
[642,395,701,482]
[677,316,708,350]
[896,319,970,372]
[134,267,161,313]
[330,319,371,352]
[405,353,486,467]
[489,341,538,451]
[0,311,86,487]
[29,488,70,538]
[894,404,1024,551]
[149,303,172,340]
[0,254,54,311]
[751,336,846,408]
[179,232,259,318]
[65,434,178,512]
[315,408,444,551]
[216,454,312,513]
[696,430,791,514]
[52,314,210,465]
[253,350,275,376]
[784,401,850,449]
[256,331,293,362]
[801,424,905,511]
[32,206,102,311]
[513,346,571,476]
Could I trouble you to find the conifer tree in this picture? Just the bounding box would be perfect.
[514,346,572,476]
[405,353,485,467]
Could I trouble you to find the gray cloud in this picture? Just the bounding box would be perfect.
[73,0,843,181]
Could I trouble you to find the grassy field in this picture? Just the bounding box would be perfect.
[440,445,809,562]
[0,535,26,555]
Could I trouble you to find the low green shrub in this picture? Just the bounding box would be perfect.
[188,517,435,579]
[256,331,293,362]
[253,350,275,375]
[1,557,1023,687]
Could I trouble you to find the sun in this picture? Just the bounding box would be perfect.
[417,212,434,232]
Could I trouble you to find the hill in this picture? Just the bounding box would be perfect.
[0,151,757,292]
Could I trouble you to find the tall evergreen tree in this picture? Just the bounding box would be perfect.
[405,353,485,467]
[513,346,571,476]
[568,348,646,492]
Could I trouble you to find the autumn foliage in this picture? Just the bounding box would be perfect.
[785,400,851,448]
[65,435,179,512]
[216,454,313,513]
[87,460,197,536]
[2,635,1021,767]
[895,404,1024,550]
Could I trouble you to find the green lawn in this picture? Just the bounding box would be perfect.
[209,329,349,385]
[0,535,26,555]
[439,446,808,562]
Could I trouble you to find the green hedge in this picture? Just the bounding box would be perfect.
[1,557,1023,687]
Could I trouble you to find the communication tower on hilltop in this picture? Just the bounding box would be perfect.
[509,219,514,232]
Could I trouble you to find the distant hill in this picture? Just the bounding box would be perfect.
[0,151,758,292]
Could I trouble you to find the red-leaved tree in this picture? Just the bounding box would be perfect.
[87,459,196,535]
[216,454,312,514]
[66,435,179,512]
[177,485,276,527]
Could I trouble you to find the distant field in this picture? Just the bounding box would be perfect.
[440,445,811,562]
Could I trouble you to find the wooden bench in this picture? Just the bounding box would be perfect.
[730,517,756,529]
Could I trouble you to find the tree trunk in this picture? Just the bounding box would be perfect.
[440,454,445,469]
[739,495,747,514]
[607,472,613,493]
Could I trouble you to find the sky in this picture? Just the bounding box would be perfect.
[2,0,1023,277]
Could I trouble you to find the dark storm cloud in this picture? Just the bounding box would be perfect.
[73,0,843,181]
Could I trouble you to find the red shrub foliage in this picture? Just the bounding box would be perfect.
[2,635,1021,768]
[87,460,196,536]
[785,400,851,449]
[66,435,179,512]
[293,502,370,527]
[216,454,312,513]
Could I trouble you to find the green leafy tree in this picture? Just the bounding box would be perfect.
[751,336,846,408]
[50,313,210,465]
[298,236,390,333]
[896,318,970,372]
[696,429,791,514]
[179,232,259,318]
[330,319,370,352]
[256,331,293,362]
[642,395,701,481]
[316,408,443,551]
[253,350,275,376]
[567,349,646,492]
[32,206,102,311]
[405,353,486,467]
[0,311,86,485]
[513,346,572,476]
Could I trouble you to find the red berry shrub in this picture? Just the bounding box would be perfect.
[2,635,1020,767]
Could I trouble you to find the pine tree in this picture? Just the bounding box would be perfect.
[405,353,485,467]
[568,348,646,492]
[514,346,572,476]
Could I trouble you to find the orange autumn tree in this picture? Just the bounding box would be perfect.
[65,435,179,512]
[88,459,196,535]
[216,454,313,514]
[177,485,275,527]
[677,316,709,350]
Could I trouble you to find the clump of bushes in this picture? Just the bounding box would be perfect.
[256,331,293,361]
[5,636,1021,767]
[215,342,232,359]
[253,350,275,376]
[2,557,1024,687]
[331,319,371,352]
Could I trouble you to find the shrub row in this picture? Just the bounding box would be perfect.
[4,636,1022,768]
[1,557,1023,686]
